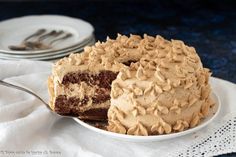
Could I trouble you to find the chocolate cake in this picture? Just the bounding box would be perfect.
[48,34,214,134]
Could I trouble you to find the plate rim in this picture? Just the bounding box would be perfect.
[0,36,95,59]
[73,92,221,142]
[0,39,95,61]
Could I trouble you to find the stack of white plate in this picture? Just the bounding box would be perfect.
[0,15,95,61]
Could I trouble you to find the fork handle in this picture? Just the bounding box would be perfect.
[49,33,72,45]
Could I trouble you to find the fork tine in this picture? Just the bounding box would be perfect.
[37,30,57,41]
[24,28,46,42]
[55,30,64,37]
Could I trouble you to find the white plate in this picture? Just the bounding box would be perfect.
[0,36,95,59]
[0,38,95,61]
[74,92,221,142]
[0,15,94,55]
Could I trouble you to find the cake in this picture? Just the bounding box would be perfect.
[48,34,214,135]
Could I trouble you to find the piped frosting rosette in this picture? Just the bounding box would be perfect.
[107,36,214,136]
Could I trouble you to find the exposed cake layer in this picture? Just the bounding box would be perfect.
[55,94,110,112]
[79,108,108,121]
[54,95,109,120]
[62,70,118,88]
[49,70,118,120]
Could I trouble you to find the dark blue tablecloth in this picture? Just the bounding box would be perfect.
[0,1,235,156]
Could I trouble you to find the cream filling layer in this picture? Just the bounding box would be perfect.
[54,81,98,99]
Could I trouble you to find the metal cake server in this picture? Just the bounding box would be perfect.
[0,80,53,114]
[0,80,108,128]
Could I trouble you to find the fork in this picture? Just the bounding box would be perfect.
[8,29,73,51]
[8,29,46,51]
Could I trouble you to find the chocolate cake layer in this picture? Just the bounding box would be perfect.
[55,95,89,112]
[83,120,108,130]
[93,88,111,104]
[62,71,118,89]
[54,95,110,116]
[79,108,108,121]
[55,100,108,120]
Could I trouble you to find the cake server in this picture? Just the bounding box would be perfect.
[0,80,79,118]
[0,80,108,127]
[0,80,52,112]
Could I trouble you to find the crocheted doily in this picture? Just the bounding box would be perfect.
[167,112,236,157]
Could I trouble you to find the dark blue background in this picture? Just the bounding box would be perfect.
[0,1,235,156]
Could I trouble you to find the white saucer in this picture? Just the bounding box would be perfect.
[73,92,221,142]
[0,15,94,55]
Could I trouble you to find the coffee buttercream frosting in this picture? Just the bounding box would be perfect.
[107,35,214,135]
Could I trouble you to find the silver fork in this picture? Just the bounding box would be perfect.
[8,29,46,51]
[8,29,73,51]
[38,30,64,42]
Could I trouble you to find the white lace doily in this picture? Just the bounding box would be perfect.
[167,113,236,157]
